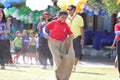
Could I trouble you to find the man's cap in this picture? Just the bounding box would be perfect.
[67,5,76,10]
[117,12,120,18]
[43,12,48,15]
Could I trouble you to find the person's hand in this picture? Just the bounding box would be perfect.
[80,38,84,48]
[69,34,74,39]
[114,58,118,68]
[44,34,49,39]
[114,60,118,68]
[40,16,44,22]
[110,44,115,49]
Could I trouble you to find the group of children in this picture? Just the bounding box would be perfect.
[13,30,40,65]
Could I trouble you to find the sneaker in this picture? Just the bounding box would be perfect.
[72,66,76,72]
[10,49,15,53]
[14,60,20,64]
[35,61,40,65]
[23,62,28,65]
[41,66,47,69]
[1,65,5,70]
[29,63,33,65]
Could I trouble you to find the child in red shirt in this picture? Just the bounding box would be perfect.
[44,11,73,41]
[43,10,74,80]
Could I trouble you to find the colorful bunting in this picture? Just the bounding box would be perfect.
[57,0,87,13]
[4,5,60,24]
[117,0,120,4]
[0,0,23,8]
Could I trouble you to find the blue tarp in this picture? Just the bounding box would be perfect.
[84,30,115,50]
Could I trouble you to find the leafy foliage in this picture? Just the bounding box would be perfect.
[87,0,120,15]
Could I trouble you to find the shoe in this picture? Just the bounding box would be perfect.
[73,67,76,71]
[1,65,5,70]
[29,63,33,65]
[41,66,47,69]
[14,60,20,64]
[23,62,28,65]
[118,76,120,80]
[35,61,40,65]
[72,66,76,72]
[10,49,15,53]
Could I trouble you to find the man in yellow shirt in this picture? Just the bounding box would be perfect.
[66,5,84,71]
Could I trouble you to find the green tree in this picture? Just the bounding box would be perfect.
[87,0,120,15]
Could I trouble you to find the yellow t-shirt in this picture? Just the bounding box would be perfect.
[66,13,84,38]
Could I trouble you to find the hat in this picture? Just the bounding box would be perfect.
[117,12,120,18]
[67,5,76,10]
[43,12,48,15]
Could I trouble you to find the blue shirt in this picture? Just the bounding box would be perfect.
[39,22,49,37]
[22,35,29,46]
[0,20,5,40]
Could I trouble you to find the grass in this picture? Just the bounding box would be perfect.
[0,65,118,80]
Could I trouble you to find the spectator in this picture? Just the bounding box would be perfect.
[22,30,29,64]
[0,8,12,69]
[111,12,120,79]
[13,31,22,64]
[66,5,84,71]
[27,32,36,65]
[6,17,16,52]
[35,33,40,65]
[37,12,53,68]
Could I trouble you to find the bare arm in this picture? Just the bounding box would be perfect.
[37,23,41,30]
[37,16,44,30]
[111,35,117,49]
[8,33,16,37]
